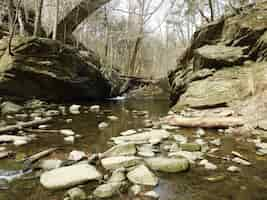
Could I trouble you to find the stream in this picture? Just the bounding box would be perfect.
[0,99,267,200]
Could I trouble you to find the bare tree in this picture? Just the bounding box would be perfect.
[52,0,59,40]
[33,0,44,37]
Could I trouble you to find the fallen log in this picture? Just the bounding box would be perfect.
[0,117,53,134]
[21,147,57,164]
[168,116,244,128]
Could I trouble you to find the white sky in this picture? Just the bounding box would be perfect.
[110,0,172,35]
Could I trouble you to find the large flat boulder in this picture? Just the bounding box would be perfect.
[0,37,112,101]
[173,62,267,109]
[193,45,248,70]
[40,164,102,190]
[127,165,158,186]
[145,157,189,173]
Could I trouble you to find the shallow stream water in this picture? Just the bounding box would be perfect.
[0,99,267,200]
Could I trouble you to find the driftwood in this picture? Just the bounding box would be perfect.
[21,147,57,164]
[0,117,53,134]
[23,128,59,134]
[168,116,244,128]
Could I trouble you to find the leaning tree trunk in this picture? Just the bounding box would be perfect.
[33,0,44,37]
[52,0,111,43]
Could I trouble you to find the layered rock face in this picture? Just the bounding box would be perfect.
[169,2,267,111]
[0,36,112,101]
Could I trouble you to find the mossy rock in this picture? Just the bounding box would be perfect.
[0,36,111,101]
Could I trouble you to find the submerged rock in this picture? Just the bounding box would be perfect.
[64,187,87,200]
[127,165,158,186]
[143,190,159,199]
[39,159,62,171]
[130,184,142,196]
[145,157,189,173]
[40,164,102,190]
[101,143,136,158]
[93,182,123,198]
[180,143,201,152]
[1,101,23,115]
[111,129,170,145]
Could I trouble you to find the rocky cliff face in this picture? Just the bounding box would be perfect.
[0,36,112,101]
[169,2,267,112]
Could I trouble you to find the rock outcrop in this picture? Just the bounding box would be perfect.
[0,36,112,101]
[169,2,267,113]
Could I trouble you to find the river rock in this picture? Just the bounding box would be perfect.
[111,129,170,145]
[0,135,29,143]
[108,169,126,183]
[127,165,158,186]
[90,105,100,112]
[196,128,206,137]
[199,159,217,170]
[232,157,251,166]
[65,187,86,200]
[98,122,109,129]
[168,151,203,164]
[93,182,123,198]
[69,105,81,115]
[107,115,119,121]
[45,110,60,117]
[210,139,221,146]
[39,159,62,171]
[180,143,201,152]
[1,101,23,115]
[64,136,75,143]
[173,134,187,144]
[143,191,159,199]
[13,139,28,146]
[227,166,241,173]
[60,129,75,136]
[120,129,137,136]
[101,156,143,170]
[137,144,155,157]
[101,143,136,158]
[145,157,189,173]
[68,151,86,161]
[130,184,142,196]
[40,164,102,190]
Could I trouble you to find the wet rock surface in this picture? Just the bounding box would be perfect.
[0,98,266,200]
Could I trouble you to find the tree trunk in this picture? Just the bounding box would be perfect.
[53,0,111,43]
[129,35,142,75]
[52,0,59,40]
[33,0,44,37]
[208,0,214,22]
[17,8,25,36]
[7,0,15,33]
